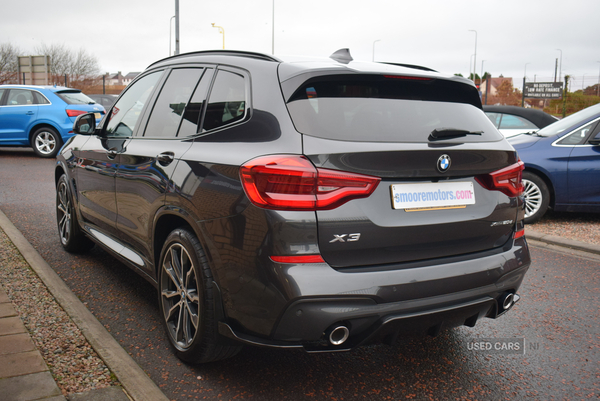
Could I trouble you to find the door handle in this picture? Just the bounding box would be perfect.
[107,148,118,160]
[26,111,34,115]
[158,152,175,166]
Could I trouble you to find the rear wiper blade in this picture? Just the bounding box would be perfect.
[429,128,483,141]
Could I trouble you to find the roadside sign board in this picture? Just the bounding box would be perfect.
[17,55,51,85]
[524,82,563,99]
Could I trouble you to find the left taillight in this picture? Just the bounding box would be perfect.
[66,109,87,118]
[240,155,381,211]
[475,161,524,197]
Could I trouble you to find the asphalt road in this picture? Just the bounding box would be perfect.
[1,148,599,400]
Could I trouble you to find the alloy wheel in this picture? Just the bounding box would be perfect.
[56,181,71,245]
[160,243,200,350]
[522,178,542,219]
[35,130,57,155]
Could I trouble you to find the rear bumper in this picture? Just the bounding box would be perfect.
[220,237,530,351]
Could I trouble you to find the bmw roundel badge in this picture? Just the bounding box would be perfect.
[437,154,451,173]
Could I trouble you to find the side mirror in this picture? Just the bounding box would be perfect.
[73,113,97,135]
[589,139,600,146]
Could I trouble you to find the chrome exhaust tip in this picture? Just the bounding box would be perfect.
[502,292,514,310]
[328,326,350,346]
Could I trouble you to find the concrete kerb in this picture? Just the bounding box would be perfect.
[0,209,169,401]
[526,228,600,256]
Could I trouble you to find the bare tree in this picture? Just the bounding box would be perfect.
[35,43,100,79]
[0,42,21,84]
[70,48,100,77]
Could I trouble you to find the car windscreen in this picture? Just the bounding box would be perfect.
[285,75,502,143]
[535,103,600,137]
[55,90,95,105]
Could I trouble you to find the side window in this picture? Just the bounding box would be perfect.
[144,68,204,138]
[0,89,5,104]
[556,120,598,146]
[7,89,35,105]
[498,114,537,130]
[178,68,214,137]
[105,71,162,137]
[33,92,50,104]
[202,69,247,132]
[485,112,501,128]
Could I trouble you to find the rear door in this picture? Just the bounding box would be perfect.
[0,89,38,143]
[286,74,520,268]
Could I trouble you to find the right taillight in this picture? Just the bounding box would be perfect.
[475,161,525,197]
[240,155,380,211]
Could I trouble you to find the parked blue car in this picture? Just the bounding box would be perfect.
[0,85,105,157]
[508,102,600,223]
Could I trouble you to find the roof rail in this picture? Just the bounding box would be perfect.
[148,50,281,68]
[378,62,437,73]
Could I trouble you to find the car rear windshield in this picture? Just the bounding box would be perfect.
[55,90,95,105]
[286,75,502,143]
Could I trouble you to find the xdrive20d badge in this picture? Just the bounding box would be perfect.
[55,49,530,364]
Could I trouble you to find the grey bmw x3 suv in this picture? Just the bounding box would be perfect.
[55,49,530,363]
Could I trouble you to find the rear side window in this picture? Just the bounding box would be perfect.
[178,69,213,137]
[144,68,205,138]
[498,114,537,130]
[33,92,50,104]
[286,75,501,143]
[55,91,94,105]
[556,119,599,146]
[202,69,247,132]
[485,112,501,128]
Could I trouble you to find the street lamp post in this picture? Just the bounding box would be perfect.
[480,60,485,80]
[468,30,477,82]
[372,40,380,62]
[271,0,275,54]
[211,23,225,49]
[169,16,175,56]
[174,0,180,55]
[522,63,530,107]
[470,54,474,80]
[480,59,485,88]
[597,61,600,96]
[556,49,562,81]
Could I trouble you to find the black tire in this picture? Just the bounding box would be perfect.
[158,227,242,364]
[522,171,550,224]
[32,127,62,158]
[56,174,94,253]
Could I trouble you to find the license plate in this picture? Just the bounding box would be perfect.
[391,182,475,210]
[94,113,101,119]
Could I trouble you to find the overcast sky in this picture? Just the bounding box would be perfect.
[2,0,599,91]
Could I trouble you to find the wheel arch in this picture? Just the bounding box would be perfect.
[28,122,63,145]
[55,162,66,185]
[523,166,556,208]
[153,211,214,278]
